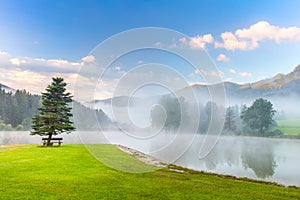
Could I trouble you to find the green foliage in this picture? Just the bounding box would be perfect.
[3,124,13,131]
[31,77,75,145]
[276,119,300,136]
[0,116,5,130]
[0,84,113,131]
[15,124,24,131]
[242,144,277,179]
[241,98,276,136]
[72,101,113,130]
[199,101,224,134]
[0,144,299,199]
[224,106,237,133]
[153,96,188,132]
[21,118,32,130]
[0,87,40,128]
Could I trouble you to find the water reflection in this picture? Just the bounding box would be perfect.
[241,140,277,179]
[174,135,300,186]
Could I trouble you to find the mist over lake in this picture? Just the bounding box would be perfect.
[1,131,300,187]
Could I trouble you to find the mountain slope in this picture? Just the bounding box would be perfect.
[92,64,300,107]
[185,64,300,103]
[0,83,15,93]
[243,64,300,90]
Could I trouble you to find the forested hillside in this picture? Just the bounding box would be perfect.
[0,88,40,130]
[0,86,113,131]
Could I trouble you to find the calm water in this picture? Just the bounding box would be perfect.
[1,131,300,186]
[174,136,300,186]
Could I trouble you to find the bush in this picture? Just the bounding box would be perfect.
[16,124,24,131]
[4,124,13,131]
[268,129,283,137]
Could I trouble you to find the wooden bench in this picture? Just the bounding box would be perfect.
[42,137,63,146]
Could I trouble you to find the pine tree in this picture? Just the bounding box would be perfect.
[31,77,75,146]
[224,106,236,133]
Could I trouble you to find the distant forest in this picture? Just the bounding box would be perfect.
[0,87,113,131]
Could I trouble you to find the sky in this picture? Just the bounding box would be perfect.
[0,0,300,100]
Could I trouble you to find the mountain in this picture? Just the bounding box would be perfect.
[90,64,300,118]
[91,64,300,106]
[91,96,143,107]
[245,64,300,89]
[0,83,15,93]
[183,64,300,103]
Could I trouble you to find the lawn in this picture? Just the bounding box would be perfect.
[0,144,299,199]
[276,119,300,136]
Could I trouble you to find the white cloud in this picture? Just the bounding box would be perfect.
[180,34,214,49]
[217,53,230,62]
[239,72,252,77]
[229,68,236,74]
[194,69,201,75]
[179,37,187,44]
[153,42,162,47]
[0,51,9,56]
[194,69,224,78]
[47,59,80,67]
[81,55,95,63]
[210,70,224,78]
[236,21,300,43]
[225,77,233,82]
[10,58,27,66]
[215,32,257,50]
[138,60,143,64]
[0,67,78,95]
[0,52,94,98]
[114,66,121,71]
[215,21,300,50]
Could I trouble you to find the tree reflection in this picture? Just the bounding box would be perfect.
[241,141,277,179]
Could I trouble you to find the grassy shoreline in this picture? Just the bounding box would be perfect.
[0,144,299,199]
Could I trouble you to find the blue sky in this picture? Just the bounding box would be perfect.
[0,0,300,100]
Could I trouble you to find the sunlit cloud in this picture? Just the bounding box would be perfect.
[180,34,214,49]
[217,53,230,62]
[215,31,257,50]
[81,55,95,63]
[0,52,88,98]
[10,58,27,66]
[225,77,233,81]
[236,21,300,43]
[215,21,300,50]
[0,51,9,56]
[194,69,224,78]
[239,72,252,77]
[229,69,236,74]
[114,66,121,71]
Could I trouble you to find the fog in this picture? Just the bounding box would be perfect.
[1,131,300,186]
[224,93,300,120]
[78,86,300,186]
[2,81,300,186]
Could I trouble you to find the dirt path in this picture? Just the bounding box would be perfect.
[116,145,168,168]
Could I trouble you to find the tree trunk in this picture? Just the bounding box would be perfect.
[46,133,53,147]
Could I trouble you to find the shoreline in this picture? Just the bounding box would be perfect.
[116,144,300,189]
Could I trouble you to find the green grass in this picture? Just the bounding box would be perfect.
[0,144,299,199]
[276,119,300,136]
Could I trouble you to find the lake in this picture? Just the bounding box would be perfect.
[1,131,300,186]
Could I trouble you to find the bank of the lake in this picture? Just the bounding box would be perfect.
[1,131,300,186]
[0,144,299,199]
